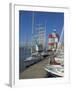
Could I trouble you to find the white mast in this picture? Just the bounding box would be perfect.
[45,21,46,50]
[56,26,64,53]
[58,26,64,48]
[32,11,34,39]
[31,11,34,54]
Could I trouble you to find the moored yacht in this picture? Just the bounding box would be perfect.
[24,44,43,68]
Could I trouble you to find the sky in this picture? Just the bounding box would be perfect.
[19,10,64,47]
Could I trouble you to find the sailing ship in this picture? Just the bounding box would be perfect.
[23,12,46,68]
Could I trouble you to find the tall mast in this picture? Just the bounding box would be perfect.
[32,11,34,38]
[56,26,64,52]
[58,26,64,48]
[45,21,46,50]
[31,11,34,53]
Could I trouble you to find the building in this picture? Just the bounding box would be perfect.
[48,30,59,50]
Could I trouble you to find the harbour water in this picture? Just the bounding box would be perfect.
[19,47,31,72]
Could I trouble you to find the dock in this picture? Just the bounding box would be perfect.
[19,57,49,79]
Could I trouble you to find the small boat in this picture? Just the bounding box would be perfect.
[44,65,64,77]
[55,49,64,65]
[24,43,43,68]
[55,57,64,65]
[41,51,48,57]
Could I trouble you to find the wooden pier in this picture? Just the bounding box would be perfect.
[19,57,49,79]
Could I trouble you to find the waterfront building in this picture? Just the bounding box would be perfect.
[48,29,59,50]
